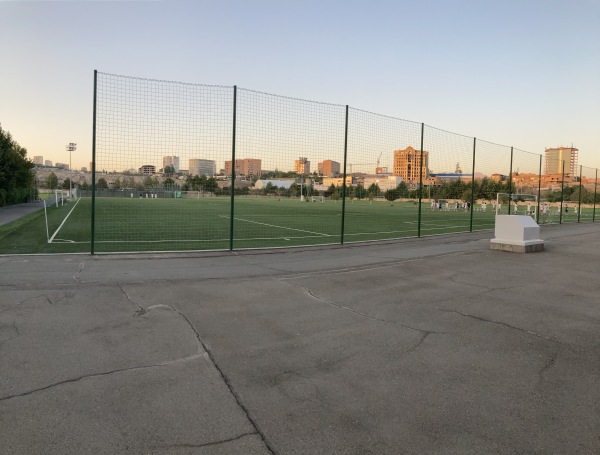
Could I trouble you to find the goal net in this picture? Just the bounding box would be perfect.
[496,193,538,216]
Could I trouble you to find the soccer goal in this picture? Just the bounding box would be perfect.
[496,193,538,216]
[311,195,324,203]
[179,191,201,199]
[46,189,68,208]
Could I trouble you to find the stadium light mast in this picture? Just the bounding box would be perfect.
[66,142,77,198]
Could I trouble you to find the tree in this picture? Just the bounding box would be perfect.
[367,183,381,197]
[0,125,35,206]
[384,188,399,201]
[61,178,71,190]
[354,184,366,199]
[97,177,108,189]
[396,181,408,198]
[46,172,59,190]
[163,165,175,176]
[163,177,175,188]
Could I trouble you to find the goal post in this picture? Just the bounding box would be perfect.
[496,193,538,217]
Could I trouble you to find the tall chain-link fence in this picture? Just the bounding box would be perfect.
[3,71,597,254]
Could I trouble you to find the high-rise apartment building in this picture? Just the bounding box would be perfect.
[162,155,180,173]
[33,156,44,165]
[224,158,262,177]
[317,160,340,177]
[544,146,578,176]
[46,160,53,167]
[189,159,216,176]
[393,146,429,182]
[294,157,310,175]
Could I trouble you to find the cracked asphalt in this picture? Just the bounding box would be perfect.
[1,223,599,454]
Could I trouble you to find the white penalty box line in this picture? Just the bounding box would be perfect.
[48,197,82,243]
[219,215,331,237]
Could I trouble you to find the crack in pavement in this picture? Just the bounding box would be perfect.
[0,351,204,402]
[156,431,259,450]
[117,282,146,316]
[433,307,558,342]
[145,303,277,455]
[537,345,560,387]
[279,278,436,336]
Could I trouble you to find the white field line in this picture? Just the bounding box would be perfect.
[80,225,484,245]
[219,215,330,237]
[48,197,81,243]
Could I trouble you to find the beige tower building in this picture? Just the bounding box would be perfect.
[544,146,578,176]
[294,157,310,175]
[393,146,429,182]
[224,158,262,177]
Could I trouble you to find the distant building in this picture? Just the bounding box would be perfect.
[363,175,403,192]
[545,146,578,176]
[255,179,294,190]
[163,155,180,173]
[429,173,473,183]
[322,176,354,187]
[45,160,53,167]
[33,156,44,165]
[81,167,88,173]
[294,157,310,175]
[139,165,156,175]
[224,158,262,177]
[393,146,429,182]
[189,159,216,176]
[55,162,69,170]
[317,160,340,177]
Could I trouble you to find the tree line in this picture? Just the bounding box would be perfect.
[0,125,35,206]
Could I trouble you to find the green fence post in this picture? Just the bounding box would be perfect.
[536,154,542,223]
[91,70,97,255]
[417,123,424,237]
[507,146,513,215]
[559,160,565,224]
[594,169,598,222]
[229,85,237,251]
[469,137,476,231]
[340,105,349,244]
[577,165,583,222]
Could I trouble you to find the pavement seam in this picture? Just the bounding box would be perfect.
[143,302,278,455]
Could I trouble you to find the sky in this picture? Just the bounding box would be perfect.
[1,0,599,172]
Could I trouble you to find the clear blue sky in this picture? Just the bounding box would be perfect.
[1,0,598,170]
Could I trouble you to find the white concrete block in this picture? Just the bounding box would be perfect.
[490,215,544,253]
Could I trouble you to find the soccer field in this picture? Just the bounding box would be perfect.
[0,196,500,254]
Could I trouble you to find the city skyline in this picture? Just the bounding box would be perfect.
[1,1,598,172]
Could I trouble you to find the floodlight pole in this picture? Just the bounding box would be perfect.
[66,142,77,198]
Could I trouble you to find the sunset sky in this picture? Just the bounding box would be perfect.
[1,0,598,171]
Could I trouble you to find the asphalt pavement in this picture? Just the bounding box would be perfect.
[0,201,45,227]
[1,223,599,454]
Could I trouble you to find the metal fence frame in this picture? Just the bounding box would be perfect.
[90,71,599,254]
